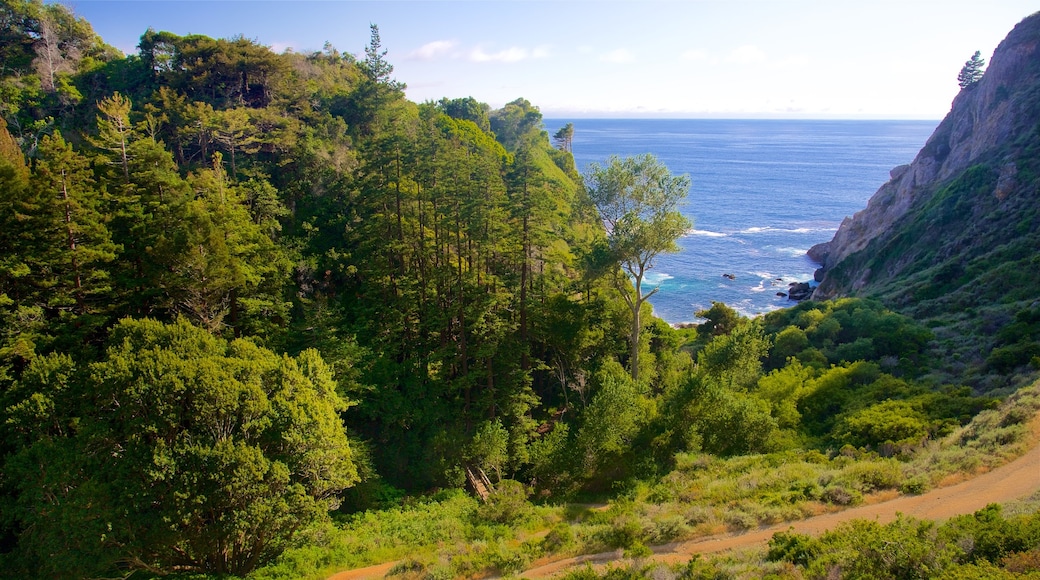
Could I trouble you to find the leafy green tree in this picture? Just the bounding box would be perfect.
[437,96,491,133]
[696,301,743,337]
[575,360,653,478]
[585,154,691,380]
[958,50,985,89]
[489,97,542,151]
[3,318,358,577]
[552,122,574,153]
[697,320,770,391]
[465,419,510,481]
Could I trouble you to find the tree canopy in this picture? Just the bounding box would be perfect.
[3,318,358,576]
[957,50,986,89]
[584,154,691,381]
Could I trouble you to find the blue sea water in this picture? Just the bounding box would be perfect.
[544,118,938,324]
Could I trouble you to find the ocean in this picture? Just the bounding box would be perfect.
[544,118,938,324]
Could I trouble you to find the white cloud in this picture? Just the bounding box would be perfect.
[269,41,298,54]
[532,45,551,59]
[774,55,810,69]
[469,46,530,63]
[681,49,709,62]
[727,45,766,64]
[408,40,458,61]
[600,48,635,63]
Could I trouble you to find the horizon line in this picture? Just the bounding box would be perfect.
[539,114,944,121]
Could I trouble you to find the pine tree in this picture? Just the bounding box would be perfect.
[957,50,985,89]
[29,131,117,317]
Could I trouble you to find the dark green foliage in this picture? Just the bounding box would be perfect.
[1,318,358,577]
[763,298,933,373]
[958,50,986,89]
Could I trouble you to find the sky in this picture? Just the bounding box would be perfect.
[62,0,1038,119]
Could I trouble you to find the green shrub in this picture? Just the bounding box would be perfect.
[806,517,957,580]
[542,523,576,554]
[835,400,931,449]
[597,515,645,550]
[767,529,818,567]
[900,476,929,495]
[475,479,531,524]
[839,460,903,493]
[647,513,691,544]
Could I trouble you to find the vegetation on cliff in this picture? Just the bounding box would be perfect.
[812,11,1040,394]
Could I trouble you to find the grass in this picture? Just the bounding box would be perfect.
[247,379,1040,580]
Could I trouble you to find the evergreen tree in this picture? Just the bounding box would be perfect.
[552,122,574,153]
[958,50,985,89]
[27,131,117,320]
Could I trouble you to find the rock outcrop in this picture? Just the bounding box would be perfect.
[811,11,1040,299]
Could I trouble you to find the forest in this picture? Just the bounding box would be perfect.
[2,2,1039,578]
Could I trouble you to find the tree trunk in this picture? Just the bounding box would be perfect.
[630,294,641,382]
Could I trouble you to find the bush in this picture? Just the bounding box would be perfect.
[900,476,929,495]
[806,517,958,579]
[835,400,931,449]
[542,523,576,554]
[820,485,862,506]
[476,479,531,524]
[767,530,818,567]
[597,515,645,550]
[839,460,903,493]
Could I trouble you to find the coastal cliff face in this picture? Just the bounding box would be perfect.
[807,11,1040,389]
[810,10,1040,300]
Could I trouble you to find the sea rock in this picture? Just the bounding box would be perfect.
[787,282,813,301]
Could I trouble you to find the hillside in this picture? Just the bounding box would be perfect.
[809,11,1040,391]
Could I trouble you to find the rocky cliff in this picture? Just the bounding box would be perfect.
[810,10,1040,298]
[807,11,1040,390]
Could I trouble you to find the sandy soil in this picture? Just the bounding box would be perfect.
[328,421,1040,580]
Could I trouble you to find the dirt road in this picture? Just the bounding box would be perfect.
[521,433,1040,578]
[328,426,1040,580]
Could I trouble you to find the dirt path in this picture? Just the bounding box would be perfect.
[521,435,1040,578]
[328,425,1040,580]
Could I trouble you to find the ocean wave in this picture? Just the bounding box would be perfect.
[739,226,839,235]
[643,272,674,285]
[686,229,728,238]
[774,246,809,257]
